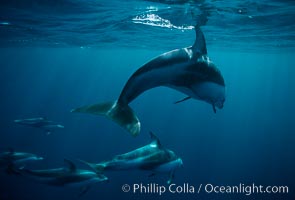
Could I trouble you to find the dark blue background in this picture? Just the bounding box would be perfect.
[0,47,294,199]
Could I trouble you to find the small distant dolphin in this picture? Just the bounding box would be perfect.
[14,117,64,134]
[20,159,108,188]
[71,27,225,136]
[80,132,183,184]
[0,149,43,174]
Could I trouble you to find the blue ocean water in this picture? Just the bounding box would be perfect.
[0,0,295,200]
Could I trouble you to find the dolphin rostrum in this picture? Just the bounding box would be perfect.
[71,27,225,136]
[14,117,64,135]
[19,159,108,188]
[79,132,183,184]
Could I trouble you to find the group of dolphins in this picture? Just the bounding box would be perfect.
[3,26,225,195]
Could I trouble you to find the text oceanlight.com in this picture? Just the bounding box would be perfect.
[122,183,289,196]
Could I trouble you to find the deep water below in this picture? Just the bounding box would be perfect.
[0,47,294,200]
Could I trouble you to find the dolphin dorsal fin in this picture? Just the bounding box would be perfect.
[64,159,76,172]
[192,26,207,55]
[149,131,162,148]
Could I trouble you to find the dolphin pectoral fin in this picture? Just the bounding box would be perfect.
[174,96,191,104]
[78,186,91,198]
[167,171,175,185]
[212,104,216,113]
[71,101,140,137]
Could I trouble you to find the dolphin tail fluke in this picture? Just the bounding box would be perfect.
[71,101,140,136]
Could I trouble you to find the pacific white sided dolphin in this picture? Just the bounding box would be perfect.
[71,27,225,136]
[0,149,43,174]
[14,117,64,135]
[19,159,108,188]
[80,132,183,184]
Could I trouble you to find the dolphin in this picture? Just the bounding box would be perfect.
[14,117,64,134]
[19,159,108,188]
[71,26,225,136]
[0,149,43,174]
[79,132,183,184]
